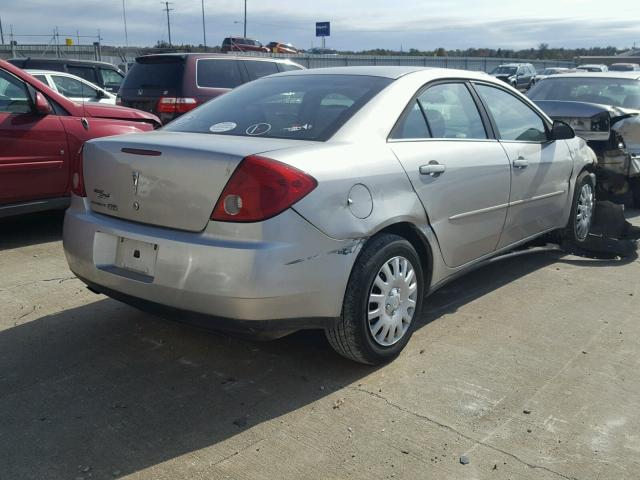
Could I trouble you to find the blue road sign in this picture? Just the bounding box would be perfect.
[316,22,330,37]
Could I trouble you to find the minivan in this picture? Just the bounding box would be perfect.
[117,53,304,123]
[7,57,125,93]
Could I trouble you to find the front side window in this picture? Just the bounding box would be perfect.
[0,70,32,114]
[51,75,99,98]
[476,84,547,142]
[165,74,392,141]
[100,68,123,87]
[197,59,243,88]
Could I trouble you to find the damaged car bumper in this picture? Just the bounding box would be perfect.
[63,196,359,329]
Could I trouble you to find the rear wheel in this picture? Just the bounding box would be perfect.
[325,233,425,365]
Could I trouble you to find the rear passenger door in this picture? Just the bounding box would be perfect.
[389,81,512,268]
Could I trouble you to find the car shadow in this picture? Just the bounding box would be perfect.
[0,246,633,479]
[0,210,64,251]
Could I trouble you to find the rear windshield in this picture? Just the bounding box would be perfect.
[528,77,640,109]
[122,57,185,90]
[164,74,392,141]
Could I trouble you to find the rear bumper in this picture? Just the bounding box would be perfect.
[63,197,361,326]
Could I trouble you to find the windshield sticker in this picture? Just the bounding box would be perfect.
[209,122,237,133]
[246,123,272,136]
[283,123,313,132]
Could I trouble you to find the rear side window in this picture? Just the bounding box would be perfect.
[420,83,487,139]
[244,61,279,80]
[278,63,303,72]
[165,74,392,141]
[67,66,97,84]
[122,58,185,90]
[197,59,244,88]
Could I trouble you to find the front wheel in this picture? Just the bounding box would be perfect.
[325,233,425,365]
[564,171,595,245]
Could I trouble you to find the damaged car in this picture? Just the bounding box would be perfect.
[528,72,640,206]
[64,67,596,364]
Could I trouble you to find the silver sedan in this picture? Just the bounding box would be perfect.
[63,66,596,364]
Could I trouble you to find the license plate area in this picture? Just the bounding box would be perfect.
[115,237,158,277]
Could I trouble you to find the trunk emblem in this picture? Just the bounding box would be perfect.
[133,201,140,211]
[132,171,140,195]
[137,89,143,95]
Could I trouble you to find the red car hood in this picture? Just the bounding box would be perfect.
[81,102,160,126]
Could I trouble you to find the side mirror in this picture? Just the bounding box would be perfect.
[34,91,53,115]
[95,90,105,99]
[552,120,575,140]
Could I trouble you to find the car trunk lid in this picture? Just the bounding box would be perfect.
[82,132,301,232]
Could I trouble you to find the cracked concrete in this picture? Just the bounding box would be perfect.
[0,210,639,480]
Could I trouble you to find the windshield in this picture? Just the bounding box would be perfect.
[164,74,392,141]
[121,57,184,90]
[528,77,640,109]
[491,67,517,75]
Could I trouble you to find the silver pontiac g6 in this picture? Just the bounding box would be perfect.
[63,67,596,364]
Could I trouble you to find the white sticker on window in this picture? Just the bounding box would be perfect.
[209,122,237,133]
[245,123,272,136]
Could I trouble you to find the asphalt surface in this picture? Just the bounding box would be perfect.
[1,210,639,480]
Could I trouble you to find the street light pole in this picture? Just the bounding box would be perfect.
[201,0,206,47]
[243,0,247,38]
[122,0,129,47]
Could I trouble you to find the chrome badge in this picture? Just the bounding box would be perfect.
[137,89,143,96]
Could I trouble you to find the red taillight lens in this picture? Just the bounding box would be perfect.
[211,155,317,222]
[156,97,198,114]
[71,146,86,197]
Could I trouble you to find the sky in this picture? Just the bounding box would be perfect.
[1,0,639,51]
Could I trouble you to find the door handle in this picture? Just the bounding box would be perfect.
[513,158,529,169]
[419,162,446,177]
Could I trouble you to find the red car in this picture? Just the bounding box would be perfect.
[0,59,160,217]
[221,37,270,53]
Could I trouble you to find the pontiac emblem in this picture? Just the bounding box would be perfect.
[137,89,143,95]
[132,171,140,195]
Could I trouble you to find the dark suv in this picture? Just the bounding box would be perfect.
[221,37,269,53]
[117,54,304,123]
[7,57,125,93]
[490,63,537,91]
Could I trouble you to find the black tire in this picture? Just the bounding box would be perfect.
[325,233,425,365]
[564,171,595,246]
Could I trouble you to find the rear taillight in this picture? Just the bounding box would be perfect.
[71,146,86,197]
[156,96,198,114]
[211,155,317,223]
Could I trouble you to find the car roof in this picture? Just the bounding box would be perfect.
[9,57,119,68]
[269,66,494,81]
[134,53,297,64]
[541,71,640,80]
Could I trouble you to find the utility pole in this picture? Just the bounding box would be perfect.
[122,0,129,47]
[162,1,174,47]
[201,0,206,47]
[0,16,4,45]
[243,0,247,38]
